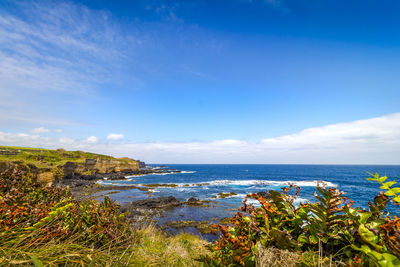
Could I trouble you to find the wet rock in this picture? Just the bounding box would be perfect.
[122,196,182,210]
[185,197,212,207]
[186,197,202,205]
[120,196,182,224]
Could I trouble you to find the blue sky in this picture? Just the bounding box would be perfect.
[0,0,399,163]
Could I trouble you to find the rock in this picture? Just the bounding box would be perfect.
[187,197,200,203]
[120,196,183,223]
[257,191,271,199]
[185,197,212,207]
[122,196,182,210]
[212,192,237,199]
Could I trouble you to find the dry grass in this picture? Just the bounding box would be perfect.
[130,225,210,266]
[0,225,209,267]
[255,245,301,267]
[0,169,210,266]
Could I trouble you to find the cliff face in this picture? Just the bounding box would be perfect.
[0,158,140,183]
[0,146,141,183]
[63,158,140,179]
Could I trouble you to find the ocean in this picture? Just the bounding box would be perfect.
[98,164,400,239]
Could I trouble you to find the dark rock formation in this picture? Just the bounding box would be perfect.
[187,197,200,203]
[136,160,146,169]
[257,191,271,199]
[122,196,182,210]
[185,197,211,206]
[120,196,183,222]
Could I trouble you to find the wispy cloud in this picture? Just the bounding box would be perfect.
[0,0,134,125]
[1,113,399,164]
[31,127,50,133]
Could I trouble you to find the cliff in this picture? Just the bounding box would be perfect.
[63,158,140,180]
[0,146,141,183]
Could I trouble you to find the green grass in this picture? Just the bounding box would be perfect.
[0,146,133,173]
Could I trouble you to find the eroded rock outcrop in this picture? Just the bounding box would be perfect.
[63,158,140,180]
[0,157,140,184]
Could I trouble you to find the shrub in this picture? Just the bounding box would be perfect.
[0,168,208,266]
[203,174,400,267]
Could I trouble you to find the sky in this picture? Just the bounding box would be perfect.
[0,0,399,164]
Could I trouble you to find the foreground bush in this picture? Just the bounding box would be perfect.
[0,168,208,266]
[203,173,400,267]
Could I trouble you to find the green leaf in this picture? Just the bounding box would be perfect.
[297,234,308,244]
[360,212,371,224]
[309,235,318,244]
[377,176,388,183]
[390,187,400,194]
[380,181,397,189]
[359,224,378,244]
[384,190,396,196]
[243,216,251,223]
[393,195,400,203]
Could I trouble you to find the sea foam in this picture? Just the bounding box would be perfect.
[201,179,337,187]
[98,178,336,188]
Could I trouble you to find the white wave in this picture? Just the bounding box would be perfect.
[237,195,308,207]
[246,198,261,206]
[96,180,134,186]
[134,179,336,189]
[180,171,197,174]
[294,197,308,204]
[203,179,336,187]
[148,189,160,193]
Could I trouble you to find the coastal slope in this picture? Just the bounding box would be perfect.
[0,146,141,183]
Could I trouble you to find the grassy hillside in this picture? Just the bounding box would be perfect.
[0,146,115,168]
[0,146,140,183]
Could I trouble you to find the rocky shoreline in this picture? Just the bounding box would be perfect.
[56,165,226,236]
[58,163,277,237]
[58,165,184,199]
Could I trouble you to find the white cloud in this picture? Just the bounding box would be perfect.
[59,137,75,144]
[0,113,399,164]
[31,127,50,133]
[85,136,99,144]
[107,133,124,140]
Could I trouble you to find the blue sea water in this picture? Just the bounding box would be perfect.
[98,164,400,238]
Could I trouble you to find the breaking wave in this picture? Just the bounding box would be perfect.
[98,179,336,189]
[198,179,336,187]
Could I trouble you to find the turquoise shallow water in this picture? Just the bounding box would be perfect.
[98,164,400,239]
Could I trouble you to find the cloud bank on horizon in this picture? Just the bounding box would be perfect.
[0,112,399,164]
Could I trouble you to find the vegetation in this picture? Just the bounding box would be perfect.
[166,220,214,234]
[2,146,400,267]
[202,173,400,266]
[0,168,208,266]
[0,146,114,168]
